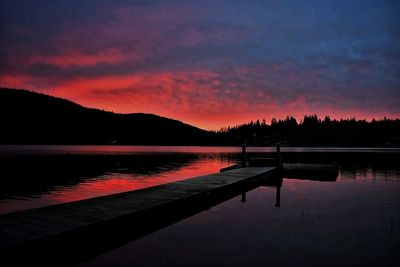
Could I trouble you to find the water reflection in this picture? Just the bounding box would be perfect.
[1,146,399,215]
[275,186,281,207]
[340,164,400,182]
[241,183,282,208]
[78,165,400,267]
[0,146,399,266]
[0,153,237,214]
[1,145,399,155]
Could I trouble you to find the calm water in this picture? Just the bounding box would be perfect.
[0,146,240,214]
[0,146,399,266]
[1,145,399,155]
[0,145,399,215]
[78,169,400,267]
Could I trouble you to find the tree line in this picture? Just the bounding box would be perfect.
[214,115,400,146]
[1,88,399,146]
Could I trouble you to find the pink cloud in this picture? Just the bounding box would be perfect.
[27,49,139,68]
[1,64,398,130]
[0,74,31,88]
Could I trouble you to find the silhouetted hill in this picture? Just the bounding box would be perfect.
[0,88,211,145]
[1,88,399,146]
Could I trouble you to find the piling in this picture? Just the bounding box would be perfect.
[242,142,247,167]
[276,142,281,169]
[275,186,281,207]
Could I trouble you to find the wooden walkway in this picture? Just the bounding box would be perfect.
[0,167,277,266]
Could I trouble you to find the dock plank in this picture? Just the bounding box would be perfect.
[0,166,276,263]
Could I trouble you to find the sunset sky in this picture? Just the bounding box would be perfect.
[1,0,399,129]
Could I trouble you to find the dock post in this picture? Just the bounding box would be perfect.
[241,192,246,203]
[275,186,281,207]
[276,142,281,169]
[242,142,247,167]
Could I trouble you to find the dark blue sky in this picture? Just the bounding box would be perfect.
[1,0,399,129]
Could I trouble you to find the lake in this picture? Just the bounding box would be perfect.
[0,145,399,266]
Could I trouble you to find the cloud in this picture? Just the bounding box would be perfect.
[0,0,399,129]
[27,49,138,68]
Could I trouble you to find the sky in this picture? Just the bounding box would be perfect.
[0,0,399,130]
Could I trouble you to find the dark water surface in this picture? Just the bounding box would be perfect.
[0,146,399,266]
[1,145,397,215]
[0,146,240,214]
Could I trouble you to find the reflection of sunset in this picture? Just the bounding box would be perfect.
[51,157,231,202]
[2,152,396,215]
[0,156,234,214]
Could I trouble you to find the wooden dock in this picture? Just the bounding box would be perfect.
[0,167,277,266]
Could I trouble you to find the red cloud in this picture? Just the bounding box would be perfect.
[1,65,398,130]
[27,49,139,68]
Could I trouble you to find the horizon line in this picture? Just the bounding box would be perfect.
[1,87,399,131]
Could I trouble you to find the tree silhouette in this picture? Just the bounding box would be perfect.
[1,88,399,146]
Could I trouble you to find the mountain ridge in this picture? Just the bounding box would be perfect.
[1,88,399,146]
[0,88,211,145]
